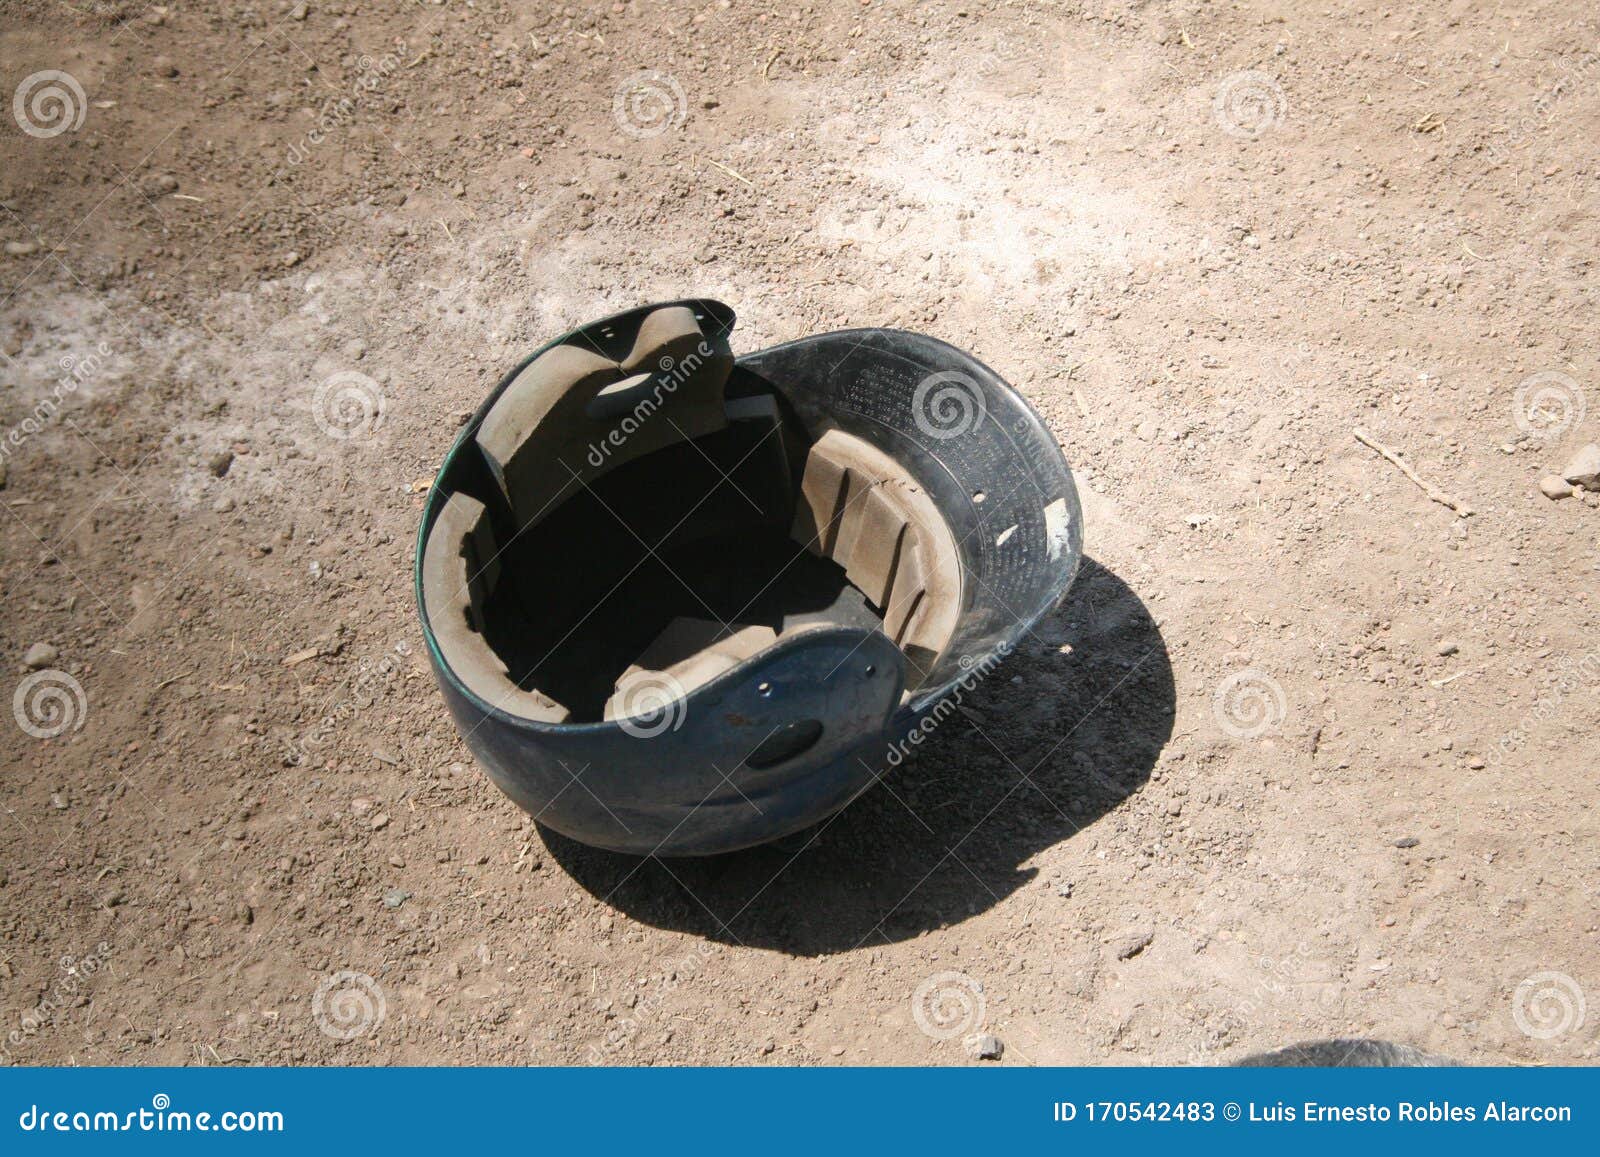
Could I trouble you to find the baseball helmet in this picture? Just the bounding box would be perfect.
[415,300,1081,856]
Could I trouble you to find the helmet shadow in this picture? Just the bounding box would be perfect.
[542,557,1174,955]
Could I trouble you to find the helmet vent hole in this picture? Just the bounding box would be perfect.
[745,718,823,769]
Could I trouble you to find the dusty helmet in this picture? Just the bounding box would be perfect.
[416,300,1081,856]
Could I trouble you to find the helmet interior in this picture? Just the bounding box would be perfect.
[421,305,962,724]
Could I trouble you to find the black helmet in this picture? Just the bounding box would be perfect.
[415,300,1081,856]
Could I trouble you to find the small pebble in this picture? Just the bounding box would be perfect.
[1435,640,1459,657]
[24,642,59,669]
[1539,475,1573,500]
[208,449,234,477]
[141,173,179,197]
[1394,836,1420,848]
[1114,928,1155,960]
[973,1034,1004,1060]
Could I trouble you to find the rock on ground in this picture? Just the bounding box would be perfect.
[1562,444,1600,489]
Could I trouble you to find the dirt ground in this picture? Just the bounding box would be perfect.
[2,0,1597,1067]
